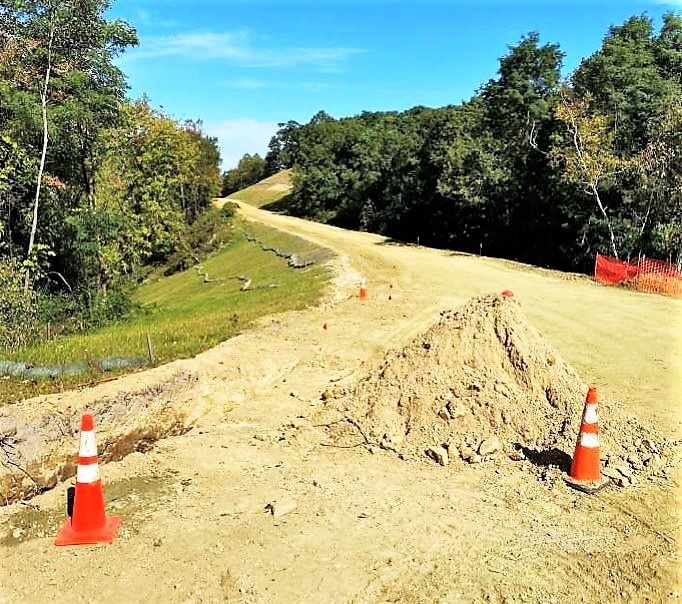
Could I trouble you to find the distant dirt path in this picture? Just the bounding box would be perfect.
[1,201,680,603]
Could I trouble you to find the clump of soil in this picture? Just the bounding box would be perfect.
[327,294,674,482]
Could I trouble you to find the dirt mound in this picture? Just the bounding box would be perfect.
[327,295,674,483]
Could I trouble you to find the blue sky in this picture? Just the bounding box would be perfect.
[107,0,682,169]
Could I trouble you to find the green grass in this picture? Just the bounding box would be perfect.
[0,220,332,406]
[225,170,293,208]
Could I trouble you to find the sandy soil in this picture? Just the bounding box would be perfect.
[1,203,681,603]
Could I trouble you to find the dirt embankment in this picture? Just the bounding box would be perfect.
[0,374,197,504]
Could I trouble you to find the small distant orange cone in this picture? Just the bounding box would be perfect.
[323,322,328,330]
[359,277,368,300]
[55,414,121,546]
[565,386,609,493]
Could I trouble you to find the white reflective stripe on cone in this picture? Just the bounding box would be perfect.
[579,432,600,448]
[76,462,100,484]
[79,430,98,457]
[582,404,599,425]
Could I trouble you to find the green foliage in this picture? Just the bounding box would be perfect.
[626,98,682,263]
[573,14,681,154]
[564,14,682,263]
[0,221,331,405]
[268,34,571,265]
[268,15,681,271]
[93,99,222,269]
[182,120,222,222]
[482,32,564,142]
[0,0,138,260]
[1,3,221,347]
[164,206,236,276]
[0,133,37,252]
[656,13,682,84]
[220,201,238,219]
[0,258,38,349]
[268,108,449,242]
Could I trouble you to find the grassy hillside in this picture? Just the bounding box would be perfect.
[0,219,332,405]
[224,170,293,209]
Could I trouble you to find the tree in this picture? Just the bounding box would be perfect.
[260,17,681,273]
[92,100,221,271]
[573,15,680,154]
[551,90,623,258]
[655,13,682,84]
[181,120,222,222]
[436,99,505,251]
[568,14,682,261]
[628,99,682,262]
[0,133,36,256]
[473,33,567,263]
[0,0,137,289]
[482,32,564,145]
[221,153,267,197]
[265,120,302,173]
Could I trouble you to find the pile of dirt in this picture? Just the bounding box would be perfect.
[326,294,675,484]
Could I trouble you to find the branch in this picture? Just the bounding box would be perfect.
[317,416,400,455]
[527,118,549,157]
[565,107,619,258]
[0,435,39,489]
[46,270,72,291]
[194,264,221,283]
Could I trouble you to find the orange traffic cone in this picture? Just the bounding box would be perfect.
[359,277,368,300]
[55,414,121,545]
[565,386,609,493]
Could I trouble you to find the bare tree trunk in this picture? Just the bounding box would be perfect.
[24,20,55,293]
[568,113,619,259]
[588,181,619,258]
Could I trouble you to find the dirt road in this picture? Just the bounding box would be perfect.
[1,203,681,603]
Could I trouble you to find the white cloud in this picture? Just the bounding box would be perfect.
[134,31,248,60]
[203,118,279,170]
[130,30,364,69]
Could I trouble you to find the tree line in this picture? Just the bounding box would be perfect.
[1,6,679,348]
[265,14,681,273]
[1,1,221,347]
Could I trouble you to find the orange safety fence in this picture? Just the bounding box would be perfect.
[594,253,682,297]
